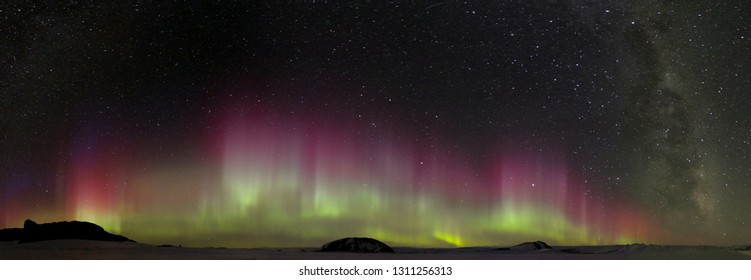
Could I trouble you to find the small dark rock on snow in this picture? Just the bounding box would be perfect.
[321,237,395,253]
[506,241,553,251]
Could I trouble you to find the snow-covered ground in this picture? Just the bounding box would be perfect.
[1,240,749,259]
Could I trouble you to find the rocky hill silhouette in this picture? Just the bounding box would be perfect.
[321,237,395,253]
[0,228,23,242]
[11,219,134,243]
[497,240,553,251]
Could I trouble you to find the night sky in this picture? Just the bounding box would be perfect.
[1,1,750,248]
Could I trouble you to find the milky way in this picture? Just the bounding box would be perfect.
[1,1,749,247]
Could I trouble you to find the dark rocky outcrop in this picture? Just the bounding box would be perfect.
[615,243,650,253]
[500,241,553,251]
[0,228,23,241]
[18,219,134,243]
[321,237,395,253]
